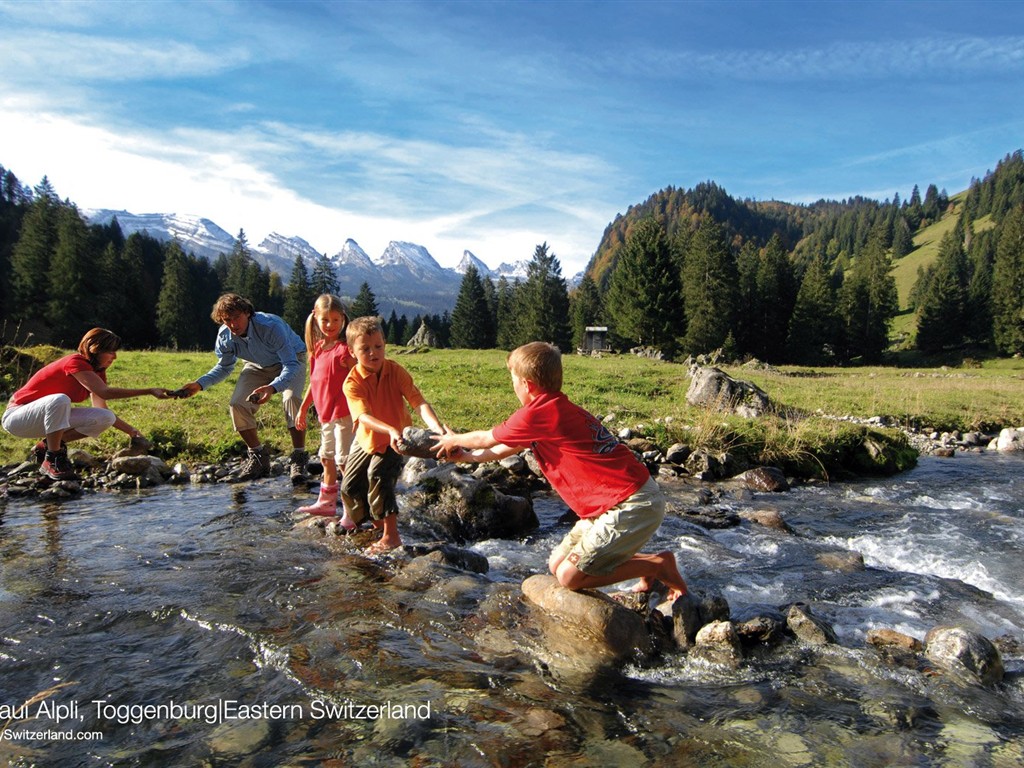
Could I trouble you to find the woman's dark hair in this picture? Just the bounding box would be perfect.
[78,328,122,370]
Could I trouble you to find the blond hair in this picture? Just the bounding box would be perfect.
[507,342,562,392]
[304,294,349,353]
[346,315,384,347]
[77,328,122,370]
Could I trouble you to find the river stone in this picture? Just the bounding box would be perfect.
[735,614,789,649]
[739,508,794,533]
[404,542,490,573]
[664,442,692,465]
[111,455,170,477]
[815,550,865,572]
[207,718,271,757]
[738,466,790,492]
[397,426,440,458]
[665,588,730,649]
[785,603,837,645]
[68,448,103,469]
[924,625,1004,685]
[520,574,652,681]
[692,620,743,667]
[867,628,923,652]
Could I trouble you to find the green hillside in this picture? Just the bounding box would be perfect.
[888,194,997,345]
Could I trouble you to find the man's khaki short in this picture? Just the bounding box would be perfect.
[551,476,665,576]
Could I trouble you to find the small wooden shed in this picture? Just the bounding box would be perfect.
[582,326,609,353]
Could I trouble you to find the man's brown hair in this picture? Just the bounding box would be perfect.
[210,293,255,324]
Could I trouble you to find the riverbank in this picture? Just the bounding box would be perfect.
[1,346,1022,472]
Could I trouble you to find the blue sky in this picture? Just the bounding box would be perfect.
[2,0,1023,275]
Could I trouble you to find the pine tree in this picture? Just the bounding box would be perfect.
[494,277,520,350]
[156,242,197,349]
[891,216,913,259]
[569,274,603,349]
[681,219,737,355]
[786,255,839,364]
[839,225,898,362]
[284,255,315,334]
[47,205,95,345]
[516,243,571,351]
[965,230,995,346]
[604,218,681,357]
[915,231,969,352]
[10,191,60,317]
[310,252,339,295]
[991,205,1024,354]
[449,264,494,348]
[751,234,795,362]
[350,282,379,318]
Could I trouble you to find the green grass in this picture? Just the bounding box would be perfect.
[3,346,1022,474]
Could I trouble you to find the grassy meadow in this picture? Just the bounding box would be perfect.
[2,345,1022,474]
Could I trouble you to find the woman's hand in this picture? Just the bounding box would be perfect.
[295,409,308,431]
[150,388,171,399]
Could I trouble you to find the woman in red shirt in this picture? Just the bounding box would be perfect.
[2,328,170,480]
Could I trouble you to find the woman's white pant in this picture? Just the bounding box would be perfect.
[2,394,116,439]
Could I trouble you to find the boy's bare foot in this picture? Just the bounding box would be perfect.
[364,538,401,556]
[632,577,660,593]
[646,551,687,602]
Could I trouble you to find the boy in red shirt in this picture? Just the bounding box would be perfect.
[434,341,687,599]
[341,316,445,555]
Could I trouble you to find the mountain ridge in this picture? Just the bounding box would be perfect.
[84,208,536,316]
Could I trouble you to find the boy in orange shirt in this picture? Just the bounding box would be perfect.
[434,341,687,599]
[341,316,445,554]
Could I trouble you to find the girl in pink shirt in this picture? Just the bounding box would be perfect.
[294,295,357,522]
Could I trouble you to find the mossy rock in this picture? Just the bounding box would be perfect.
[850,433,918,475]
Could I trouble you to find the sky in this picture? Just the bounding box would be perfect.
[2,0,1023,276]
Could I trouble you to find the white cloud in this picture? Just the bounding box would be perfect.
[0,101,603,273]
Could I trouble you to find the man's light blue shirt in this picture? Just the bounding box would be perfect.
[196,312,306,392]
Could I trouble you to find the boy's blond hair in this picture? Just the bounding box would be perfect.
[507,342,563,392]
[346,315,384,348]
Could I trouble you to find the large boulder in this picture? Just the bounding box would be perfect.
[924,625,1004,685]
[993,427,1024,453]
[686,366,770,418]
[520,574,652,685]
[403,466,538,543]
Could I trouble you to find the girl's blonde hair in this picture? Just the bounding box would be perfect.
[304,294,349,353]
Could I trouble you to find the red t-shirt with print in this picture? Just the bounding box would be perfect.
[492,390,650,518]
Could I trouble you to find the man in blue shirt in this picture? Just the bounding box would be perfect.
[176,294,308,482]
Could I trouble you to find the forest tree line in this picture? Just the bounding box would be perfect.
[1,150,1023,362]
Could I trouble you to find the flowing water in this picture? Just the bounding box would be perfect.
[0,453,1022,766]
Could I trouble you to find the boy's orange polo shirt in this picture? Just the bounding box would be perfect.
[343,358,426,454]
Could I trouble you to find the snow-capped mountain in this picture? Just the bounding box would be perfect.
[84,210,235,262]
[83,209,556,315]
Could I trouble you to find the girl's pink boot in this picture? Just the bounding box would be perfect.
[296,483,338,516]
